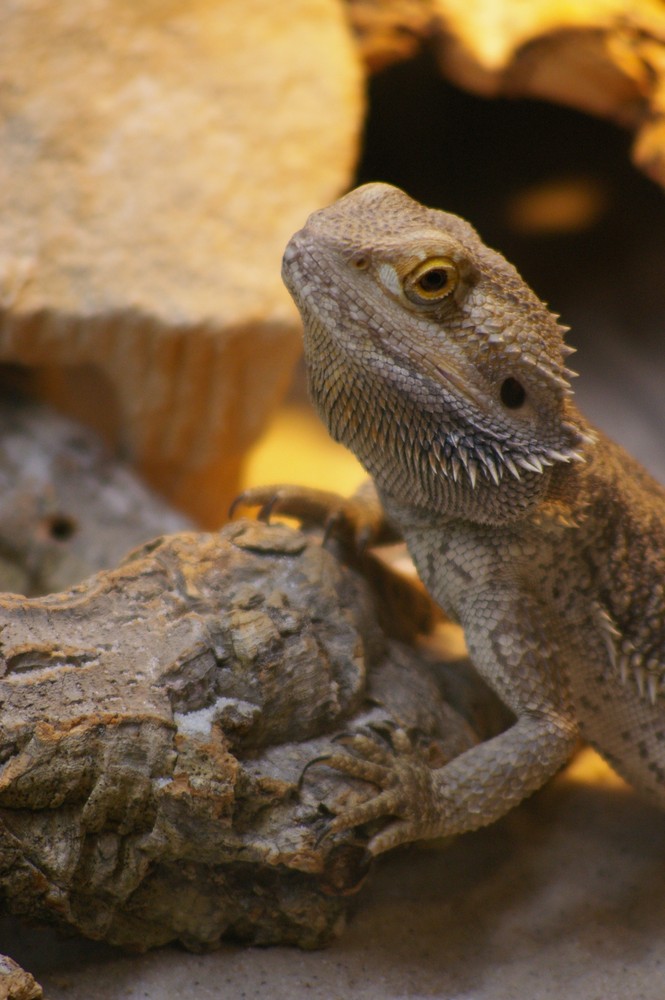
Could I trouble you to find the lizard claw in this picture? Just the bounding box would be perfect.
[302,725,447,855]
[230,484,392,553]
[229,487,291,524]
[297,752,338,793]
[322,509,347,548]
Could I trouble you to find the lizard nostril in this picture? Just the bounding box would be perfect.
[351,252,370,270]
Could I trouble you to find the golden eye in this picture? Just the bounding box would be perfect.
[404,257,458,303]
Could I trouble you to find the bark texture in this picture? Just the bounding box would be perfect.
[0,519,499,951]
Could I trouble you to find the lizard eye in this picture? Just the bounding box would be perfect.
[404,257,458,303]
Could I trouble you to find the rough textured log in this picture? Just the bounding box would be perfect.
[0,956,42,1000]
[0,519,501,951]
[346,0,665,188]
[0,0,363,525]
[0,393,191,596]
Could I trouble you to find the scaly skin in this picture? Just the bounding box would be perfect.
[240,183,665,855]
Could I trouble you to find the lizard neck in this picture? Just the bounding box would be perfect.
[304,316,574,527]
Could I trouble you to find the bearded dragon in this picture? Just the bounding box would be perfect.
[236,182,665,856]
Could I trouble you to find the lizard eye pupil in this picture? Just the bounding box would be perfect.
[404,256,459,304]
[500,377,526,409]
[417,268,448,293]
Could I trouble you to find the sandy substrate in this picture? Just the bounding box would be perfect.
[3,749,665,999]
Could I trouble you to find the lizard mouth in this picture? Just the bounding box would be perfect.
[432,361,495,419]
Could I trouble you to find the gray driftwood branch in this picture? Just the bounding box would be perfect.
[0,392,190,596]
[0,518,503,953]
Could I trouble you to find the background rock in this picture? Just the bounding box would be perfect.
[0,393,190,596]
[0,955,42,1000]
[346,0,665,187]
[0,0,363,525]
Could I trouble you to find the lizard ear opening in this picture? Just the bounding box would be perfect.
[500,377,526,409]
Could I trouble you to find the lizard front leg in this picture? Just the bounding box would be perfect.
[231,479,400,550]
[312,590,580,854]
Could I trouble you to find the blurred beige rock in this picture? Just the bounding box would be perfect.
[0,0,363,525]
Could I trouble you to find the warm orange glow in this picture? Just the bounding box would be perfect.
[242,402,365,494]
[506,175,608,235]
[563,746,630,790]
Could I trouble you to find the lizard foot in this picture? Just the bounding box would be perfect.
[306,724,449,855]
[230,484,388,552]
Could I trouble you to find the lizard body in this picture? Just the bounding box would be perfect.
[244,183,665,854]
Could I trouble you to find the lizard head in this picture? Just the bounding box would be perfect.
[282,182,592,525]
